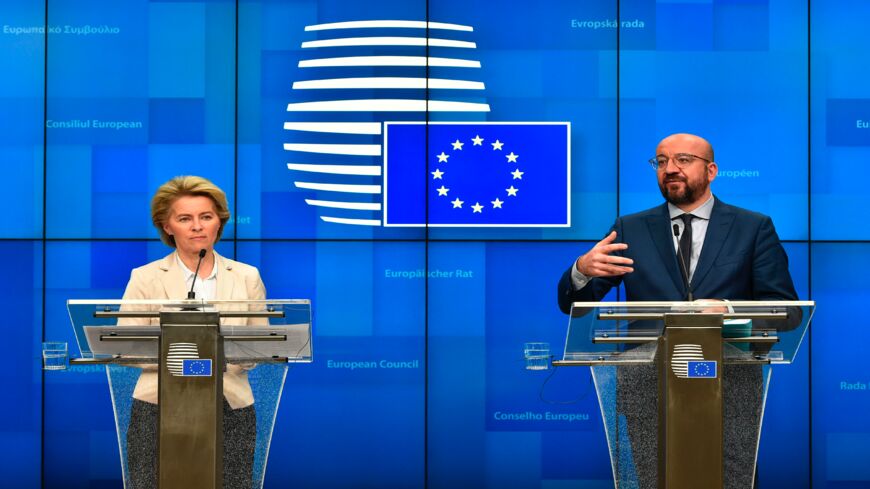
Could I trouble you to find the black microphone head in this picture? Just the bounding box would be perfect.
[198,249,207,258]
[673,224,680,237]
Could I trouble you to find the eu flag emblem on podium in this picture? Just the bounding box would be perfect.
[686,361,717,378]
[182,359,213,377]
[383,122,570,227]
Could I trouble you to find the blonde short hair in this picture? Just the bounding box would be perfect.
[151,176,230,247]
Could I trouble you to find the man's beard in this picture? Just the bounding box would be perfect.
[659,176,707,205]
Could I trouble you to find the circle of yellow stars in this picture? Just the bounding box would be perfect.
[431,134,524,215]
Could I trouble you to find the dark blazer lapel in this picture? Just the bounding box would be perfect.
[691,198,736,290]
[646,203,686,294]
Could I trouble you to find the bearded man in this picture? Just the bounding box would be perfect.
[557,133,798,488]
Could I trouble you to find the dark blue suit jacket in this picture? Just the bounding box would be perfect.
[557,197,798,314]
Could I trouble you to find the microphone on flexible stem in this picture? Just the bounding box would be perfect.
[672,224,694,302]
[187,249,207,300]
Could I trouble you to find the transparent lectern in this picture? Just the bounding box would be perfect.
[554,301,814,489]
[67,299,312,489]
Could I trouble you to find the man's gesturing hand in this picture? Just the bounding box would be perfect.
[575,231,634,277]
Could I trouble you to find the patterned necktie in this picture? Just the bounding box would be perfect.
[678,213,694,283]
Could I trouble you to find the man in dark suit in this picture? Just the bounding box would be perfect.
[557,133,798,488]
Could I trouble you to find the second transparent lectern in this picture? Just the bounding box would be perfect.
[67,299,312,489]
[555,301,814,489]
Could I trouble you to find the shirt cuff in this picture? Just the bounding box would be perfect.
[570,259,591,290]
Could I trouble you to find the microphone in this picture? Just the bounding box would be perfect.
[672,224,694,302]
[187,249,207,299]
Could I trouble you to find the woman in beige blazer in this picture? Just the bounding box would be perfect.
[121,176,264,489]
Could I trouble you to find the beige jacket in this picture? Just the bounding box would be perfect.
[120,251,266,409]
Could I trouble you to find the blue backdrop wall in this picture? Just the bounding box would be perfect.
[1,0,867,487]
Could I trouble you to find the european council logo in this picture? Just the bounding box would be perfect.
[671,344,717,379]
[166,343,212,377]
[283,19,570,227]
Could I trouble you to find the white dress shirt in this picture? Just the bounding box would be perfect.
[176,252,218,300]
[668,194,714,282]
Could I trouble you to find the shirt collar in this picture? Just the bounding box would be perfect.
[175,251,218,281]
[668,194,714,220]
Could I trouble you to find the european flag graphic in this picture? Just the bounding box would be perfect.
[181,359,212,377]
[687,361,717,378]
[383,122,570,226]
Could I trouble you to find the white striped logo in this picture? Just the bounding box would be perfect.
[284,19,490,227]
[166,342,201,377]
[671,344,706,379]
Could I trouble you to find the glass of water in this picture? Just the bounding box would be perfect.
[42,342,68,371]
[523,342,550,370]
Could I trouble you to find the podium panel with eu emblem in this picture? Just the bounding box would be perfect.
[67,299,312,489]
[554,301,814,489]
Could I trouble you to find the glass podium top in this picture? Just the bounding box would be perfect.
[67,299,312,362]
[562,300,815,365]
